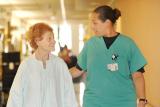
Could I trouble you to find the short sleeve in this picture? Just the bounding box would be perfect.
[129,40,147,73]
[77,42,88,71]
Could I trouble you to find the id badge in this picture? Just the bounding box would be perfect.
[107,63,118,71]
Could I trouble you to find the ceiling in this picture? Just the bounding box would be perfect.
[0,0,115,26]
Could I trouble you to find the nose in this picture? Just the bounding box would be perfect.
[90,22,94,30]
[52,39,56,44]
[53,39,56,44]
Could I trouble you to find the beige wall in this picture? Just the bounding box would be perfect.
[114,0,160,106]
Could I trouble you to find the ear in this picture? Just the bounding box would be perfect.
[104,19,111,24]
[34,38,40,46]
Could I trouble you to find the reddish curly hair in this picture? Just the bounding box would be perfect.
[27,23,53,50]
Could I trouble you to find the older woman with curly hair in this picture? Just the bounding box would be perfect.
[6,23,77,107]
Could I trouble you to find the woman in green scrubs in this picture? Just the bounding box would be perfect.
[70,5,147,107]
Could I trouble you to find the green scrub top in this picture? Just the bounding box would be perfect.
[78,34,147,107]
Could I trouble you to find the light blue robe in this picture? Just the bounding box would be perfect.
[7,54,78,107]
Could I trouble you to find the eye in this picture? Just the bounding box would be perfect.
[92,21,97,25]
[48,37,51,41]
[48,35,54,41]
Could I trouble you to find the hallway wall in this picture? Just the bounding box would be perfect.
[114,0,160,106]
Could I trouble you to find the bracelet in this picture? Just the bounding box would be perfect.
[139,98,147,104]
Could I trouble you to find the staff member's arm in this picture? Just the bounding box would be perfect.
[132,71,147,107]
[69,66,84,78]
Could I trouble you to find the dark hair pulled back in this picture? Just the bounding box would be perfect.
[93,5,121,24]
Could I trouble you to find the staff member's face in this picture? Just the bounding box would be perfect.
[90,13,107,36]
[36,31,56,52]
